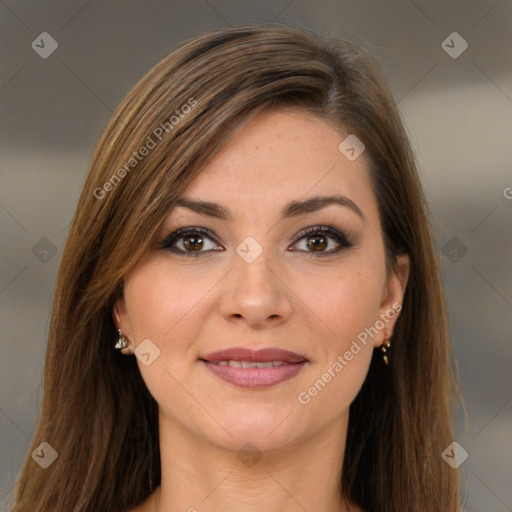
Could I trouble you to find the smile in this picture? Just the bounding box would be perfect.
[199,347,308,389]
[210,360,290,367]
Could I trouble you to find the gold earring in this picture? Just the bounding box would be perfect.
[380,337,392,365]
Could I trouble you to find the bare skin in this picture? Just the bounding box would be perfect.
[117,109,409,512]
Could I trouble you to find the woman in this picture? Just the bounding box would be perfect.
[12,24,460,512]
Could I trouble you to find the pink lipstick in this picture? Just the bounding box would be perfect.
[199,347,308,389]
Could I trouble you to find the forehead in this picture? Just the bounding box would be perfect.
[179,109,377,221]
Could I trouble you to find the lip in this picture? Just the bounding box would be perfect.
[199,347,308,389]
[202,347,308,364]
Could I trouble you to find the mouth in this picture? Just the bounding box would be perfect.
[199,347,308,389]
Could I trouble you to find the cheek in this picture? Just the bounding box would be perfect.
[295,264,381,415]
[123,259,217,340]
[122,259,222,399]
[293,257,384,353]
[122,262,209,409]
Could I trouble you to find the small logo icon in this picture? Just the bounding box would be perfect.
[31,32,59,59]
[338,134,365,161]
[134,339,161,366]
[32,237,58,263]
[441,236,468,263]
[503,187,512,200]
[31,441,58,468]
[236,236,263,264]
[237,442,262,468]
[441,32,468,59]
[441,441,468,468]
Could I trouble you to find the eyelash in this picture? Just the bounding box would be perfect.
[159,225,354,258]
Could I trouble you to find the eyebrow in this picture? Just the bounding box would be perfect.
[174,195,365,222]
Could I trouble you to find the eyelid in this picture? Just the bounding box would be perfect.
[160,224,354,256]
[159,226,222,251]
[290,225,353,248]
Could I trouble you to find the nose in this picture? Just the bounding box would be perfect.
[218,247,293,329]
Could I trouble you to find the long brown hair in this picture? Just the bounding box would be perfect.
[11,24,460,512]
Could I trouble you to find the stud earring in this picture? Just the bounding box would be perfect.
[380,337,392,365]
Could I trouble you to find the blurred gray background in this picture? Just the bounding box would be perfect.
[1,1,511,510]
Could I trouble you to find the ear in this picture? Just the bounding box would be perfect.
[112,296,132,339]
[375,253,410,347]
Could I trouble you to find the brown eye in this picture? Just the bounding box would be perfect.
[290,226,353,257]
[160,227,222,256]
[183,234,204,251]
[306,233,328,252]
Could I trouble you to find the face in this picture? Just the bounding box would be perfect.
[114,109,409,453]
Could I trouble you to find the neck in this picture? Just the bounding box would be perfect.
[150,410,357,512]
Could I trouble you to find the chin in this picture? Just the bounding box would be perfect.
[214,428,300,456]
[205,406,303,452]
